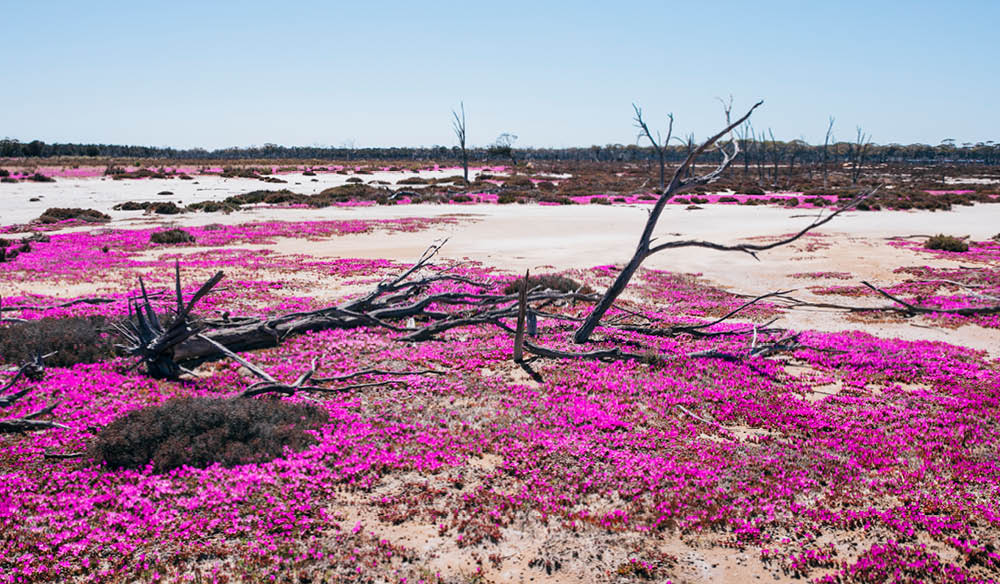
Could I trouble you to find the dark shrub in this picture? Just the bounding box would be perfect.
[88,397,329,473]
[497,193,521,204]
[398,176,430,185]
[157,190,173,196]
[450,194,473,203]
[590,197,611,205]
[536,181,556,191]
[740,186,765,195]
[36,208,111,224]
[503,175,534,189]
[0,316,115,367]
[637,194,657,201]
[718,196,738,203]
[302,170,316,176]
[318,184,380,200]
[345,177,363,183]
[924,234,968,252]
[113,201,150,211]
[0,169,9,177]
[503,274,593,295]
[187,201,238,213]
[28,172,55,183]
[150,202,182,214]
[150,228,195,244]
[0,177,17,183]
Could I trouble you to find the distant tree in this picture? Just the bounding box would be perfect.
[850,126,871,185]
[487,133,518,166]
[632,103,674,190]
[451,102,468,182]
[822,116,835,189]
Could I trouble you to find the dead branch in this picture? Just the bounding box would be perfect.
[859,282,1000,316]
[0,355,69,434]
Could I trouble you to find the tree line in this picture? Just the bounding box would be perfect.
[1,136,998,166]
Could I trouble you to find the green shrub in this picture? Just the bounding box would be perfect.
[36,208,111,224]
[150,202,182,214]
[718,196,738,203]
[150,228,195,244]
[503,274,593,295]
[113,201,149,211]
[924,234,968,252]
[0,316,115,367]
[502,175,534,189]
[28,172,55,183]
[88,397,328,473]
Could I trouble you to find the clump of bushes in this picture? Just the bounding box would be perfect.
[113,201,149,211]
[450,194,473,203]
[503,274,593,295]
[88,397,329,473]
[150,228,196,244]
[0,316,115,367]
[718,196,738,203]
[28,172,55,183]
[502,175,534,189]
[924,234,968,252]
[187,200,239,213]
[36,208,111,224]
[149,202,182,215]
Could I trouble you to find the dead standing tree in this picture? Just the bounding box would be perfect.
[452,102,469,182]
[573,100,763,343]
[632,104,674,190]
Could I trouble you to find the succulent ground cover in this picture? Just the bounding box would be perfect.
[1,216,999,583]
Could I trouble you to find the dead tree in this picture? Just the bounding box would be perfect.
[114,242,597,376]
[822,116,835,189]
[573,101,763,343]
[632,104,674,190]
[1,354,67,434]
[850,126,871,185]
[452,102,469,182]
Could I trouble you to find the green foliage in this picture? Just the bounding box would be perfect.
[36,208,111,224]
[150,228,196,244]
[503,274,592,295]
[88,397,329,473]
[0,316,115,367]
[924,234,969,252]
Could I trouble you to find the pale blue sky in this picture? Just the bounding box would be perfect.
[1,1,996,149]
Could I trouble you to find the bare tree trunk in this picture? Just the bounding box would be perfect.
[452,102,468,182]
[574,101,763,344]
[632,104,673,190]
[823,116,835,189]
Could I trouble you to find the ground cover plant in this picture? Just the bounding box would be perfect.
[1,209,999,583]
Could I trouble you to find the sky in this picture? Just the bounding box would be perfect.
[1,0,997,149]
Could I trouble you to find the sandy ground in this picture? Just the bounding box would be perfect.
[4,175,998,354]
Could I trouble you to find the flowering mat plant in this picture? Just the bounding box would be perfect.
[1,218,999,583]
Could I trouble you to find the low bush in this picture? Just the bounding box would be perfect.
[924,234,969,252]
[88,397,329,473]
[590,197,611,205]
[503,274,593,295]
[150,202,182,214]
[502,175,534,189]
[28,172,55,183]
[150,228,196,244]
[0,316,115,367]
[113,201,149,211]
[718,196,738,203]
[450,194,473,203]
[36,208,111,224]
